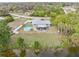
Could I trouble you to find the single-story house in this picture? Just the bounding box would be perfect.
[32,18,51,31]
[0,17,5,21]
[62,6,76,14]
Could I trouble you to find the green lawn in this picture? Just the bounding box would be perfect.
[11,27,62,48]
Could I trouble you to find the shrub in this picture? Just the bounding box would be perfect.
[4,15,14,23]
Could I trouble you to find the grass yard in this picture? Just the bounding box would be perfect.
[11,27,62,48]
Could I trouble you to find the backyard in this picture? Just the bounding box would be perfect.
[11,26,62,48]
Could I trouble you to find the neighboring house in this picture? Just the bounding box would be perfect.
[62,6,76,14]
[32,18,51,31]
[0,17,5,21]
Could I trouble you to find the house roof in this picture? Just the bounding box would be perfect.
[0,17,5,21]
[32,18,51,25]
[62,6,76,14]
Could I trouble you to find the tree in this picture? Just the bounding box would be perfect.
[17,37,26,49]
[31,5,46,17]
[4,15,14,23]
[17,37,26,57]
[32,41,41,56]
[0,20,16,56]
[70,33,79,47]
[53,13,78,36]
[9,4,20,13]
[31,5,64,18]
[53,14,70,26]
[46,5,64,24]
[0,20,11,50]
[53,12,79,48]
[32,41,41,49]
[0,9,8,16]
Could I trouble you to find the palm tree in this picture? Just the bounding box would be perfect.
[17,37,26,57]
[32,41,41,56]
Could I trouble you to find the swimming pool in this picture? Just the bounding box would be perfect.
[23,26,32,31]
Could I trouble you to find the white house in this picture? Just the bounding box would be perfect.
[32,17,51,31]
[62,6,76,14]
[0,17,5,21]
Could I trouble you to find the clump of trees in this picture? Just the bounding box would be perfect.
[0,20,11,49]
[53,14,75,36]
[0,20,16,56]
[53,12,79,47]
[30,5,46,17]
[32,5,64,17]
[0,9,9,16]
[0,8,14,23]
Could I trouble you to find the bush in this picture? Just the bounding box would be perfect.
[20,49,26,57]
[4,15,14,23]
[70,33,79,47]
[16,37,26,57]
[0,49,16,57]
[17,37,26,49]
[32,41,41,49]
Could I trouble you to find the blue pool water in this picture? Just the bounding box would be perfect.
[23,26,32,31]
